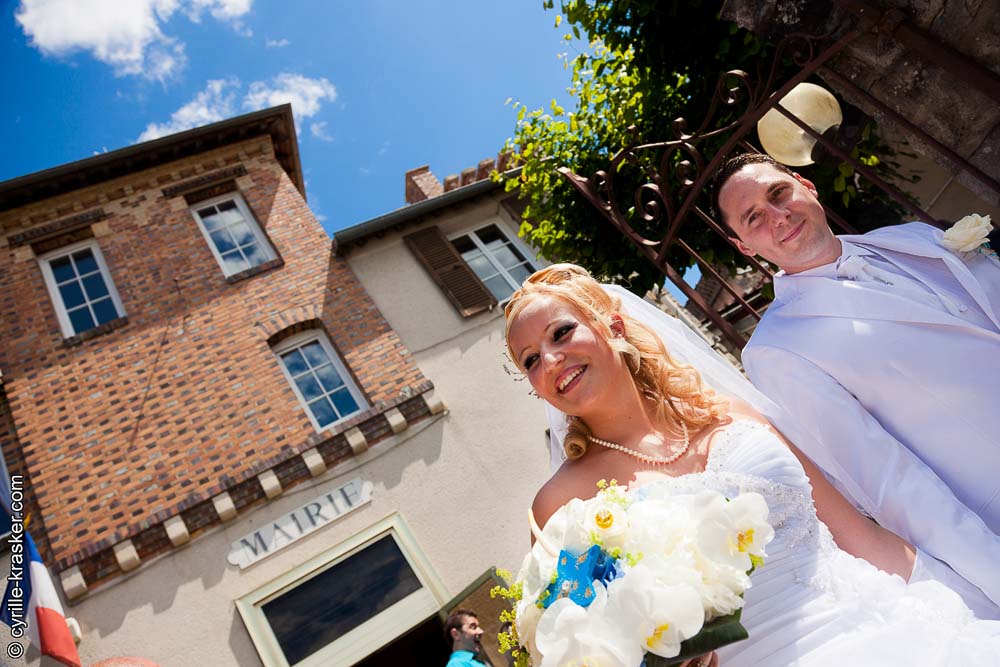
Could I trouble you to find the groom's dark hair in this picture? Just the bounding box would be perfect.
[709,152,793,234]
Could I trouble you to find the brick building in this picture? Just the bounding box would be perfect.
[0,106,550,666]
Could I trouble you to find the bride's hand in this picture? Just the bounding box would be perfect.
[679,652,719,667]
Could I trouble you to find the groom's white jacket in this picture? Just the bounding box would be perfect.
[742,222,1000,607]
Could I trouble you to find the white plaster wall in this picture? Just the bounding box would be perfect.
[12,400,549,666]
[335,189,555,598]
[7,192,554,666]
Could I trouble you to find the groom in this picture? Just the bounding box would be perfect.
[711,152,1000,615]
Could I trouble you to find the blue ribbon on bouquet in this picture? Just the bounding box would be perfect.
[542,544,620,609]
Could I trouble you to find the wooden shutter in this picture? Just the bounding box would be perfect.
[404,226,498,317]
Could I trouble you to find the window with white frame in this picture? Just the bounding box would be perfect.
[191,193,276,277]
[237,514,448,667]
[450,224,534,302]
[273,331,366,431]
[38,240,126,338]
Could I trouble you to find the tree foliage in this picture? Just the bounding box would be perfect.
[501,0,910,294]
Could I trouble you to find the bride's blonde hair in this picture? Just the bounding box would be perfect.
[504,263,727,460]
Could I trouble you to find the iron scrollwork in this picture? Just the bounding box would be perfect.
[557,29,855,348]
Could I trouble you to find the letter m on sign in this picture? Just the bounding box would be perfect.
[240,532,270,559]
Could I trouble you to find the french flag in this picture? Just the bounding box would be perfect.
[1,486,81,667]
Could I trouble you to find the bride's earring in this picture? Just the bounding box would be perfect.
[621,341,641,374]
[610,337,642,373]
[609,313,641,373]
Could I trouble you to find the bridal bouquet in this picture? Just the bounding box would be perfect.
[493,481,774,667]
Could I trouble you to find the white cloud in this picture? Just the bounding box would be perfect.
[310,121,333,142]
[265,38,289,48]
[244,73,337,119]
[137,78,240,141]
[183,0,254,37]
[15,0,253,80]
[184,0,251,22]
[137,73,339,142]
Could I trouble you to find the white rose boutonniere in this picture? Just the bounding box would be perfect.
[942,214,993,253]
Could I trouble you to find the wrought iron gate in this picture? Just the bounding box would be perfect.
[558,0,1000,349]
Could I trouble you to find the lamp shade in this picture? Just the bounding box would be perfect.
[757,83,843,167]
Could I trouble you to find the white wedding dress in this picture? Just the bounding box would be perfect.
[631,419,1000,666]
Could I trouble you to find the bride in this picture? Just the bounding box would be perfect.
[503,263,1000,666]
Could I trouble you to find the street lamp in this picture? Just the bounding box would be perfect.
[757,82,844,166]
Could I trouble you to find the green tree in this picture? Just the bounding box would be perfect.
[502,0,908,294]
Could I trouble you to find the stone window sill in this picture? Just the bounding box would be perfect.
[225,258,284,284]
[63,316,129,347]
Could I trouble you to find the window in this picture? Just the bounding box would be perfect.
[403,226,497,318]
[237,514,448,667]
[273,331,366,431]
[39,240,126,337]
[191,193,276,277]
[450,224,533,302]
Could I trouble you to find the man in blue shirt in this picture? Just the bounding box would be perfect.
[444,609,487,667]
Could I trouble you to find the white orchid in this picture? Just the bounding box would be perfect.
[624,497,696,558]
[584,498,630,550]
[535,586,643,667]
[514,596,544,658]
[548,498,601,554]
[694,492,774,572]
[606,564,705,658]
[635,548,702,588]
[515,549,553,614]
[639,546,747,621]
[693,553,751,620]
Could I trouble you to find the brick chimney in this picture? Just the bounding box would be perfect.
[405,165,444,204]
[408,155,507,199]
[459,166,477,187]
[475,158,494,181]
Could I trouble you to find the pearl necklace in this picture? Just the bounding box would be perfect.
[587,421,690,466]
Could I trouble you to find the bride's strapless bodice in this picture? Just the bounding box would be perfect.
[633,419,832,560]
[629,420,999,667]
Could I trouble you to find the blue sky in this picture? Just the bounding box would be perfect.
[0,0,699,303]
[0,0,580,232]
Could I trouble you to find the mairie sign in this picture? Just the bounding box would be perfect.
[227,477,374,569]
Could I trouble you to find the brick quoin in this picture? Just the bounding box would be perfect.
[0,130,429,581]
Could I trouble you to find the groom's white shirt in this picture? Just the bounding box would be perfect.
[742,222,1000,610]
